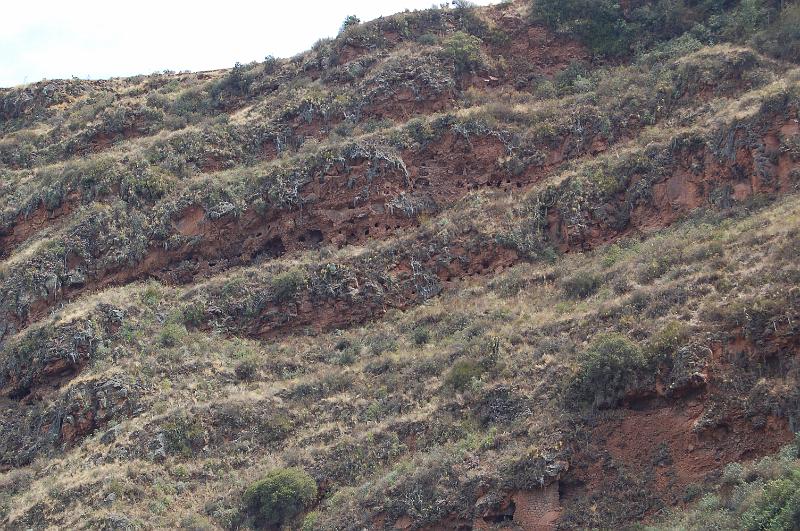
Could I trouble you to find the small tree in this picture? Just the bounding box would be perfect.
[244,468,317,528]
[340,15,361,34]
[263,55,278,75]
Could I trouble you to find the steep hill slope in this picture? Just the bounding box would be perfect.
[1,1,800,529]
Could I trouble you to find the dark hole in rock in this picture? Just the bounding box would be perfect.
[259,237,286,259]
[305,229,324,245]
[482,500,516,523]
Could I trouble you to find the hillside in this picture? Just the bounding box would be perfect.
[1,1,800,529]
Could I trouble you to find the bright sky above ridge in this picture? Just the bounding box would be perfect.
[1,0,496,88]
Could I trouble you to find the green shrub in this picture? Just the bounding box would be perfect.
[752,4,800,61]
[263,55,279,74]
[684,483,704,503]
[179,514,215,530]
[162,415,206,457]
[172,87,208,117]
[441,31,484,73]
[554,61,591,95]
[534,0,632,57]
[243,468,317,528]
[740,470,800,531]
[648,320,691,359]
[210,62,255,107]
[182,301,206,327]
[720,0,772,42]
[638,253,678,283]
[416,33,439,46]
[235,357,259,381]
[534,0,785,58]
[406,117,436,145]
[654,441,800,530]
[570,334,650,408]
[445,360,483,392]
[272,269,307,303]
[412,327,431,346]
[340,15,361,34]
[487,26,511,47]
[335,346,357,366]
[366,333,397,356]
[302,511,319,531]
[159,323,187,348]
[561,271,602,299]
[141,282,162,306]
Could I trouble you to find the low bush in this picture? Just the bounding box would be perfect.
[561,271,602,299]
[648,320,691,359]
[210,62,256,108]
[569,334,650,408]
[271,269,307,303]
[445,360,483,392]
[182,301,206,327]
[235,357,259,381]
[159,323,187,348]
[141,282,162,306]
[243,468,317,528]
[412,327,431,346]
[162,414,206,457]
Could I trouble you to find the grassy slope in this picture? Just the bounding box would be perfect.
[1,1,800,529]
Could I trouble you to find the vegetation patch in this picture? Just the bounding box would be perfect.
[569,333,652,408]
[243,468,318,528]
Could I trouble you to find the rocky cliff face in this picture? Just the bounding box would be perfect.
[1,1,800,529]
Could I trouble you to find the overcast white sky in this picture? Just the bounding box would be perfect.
[1,0,496,88]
